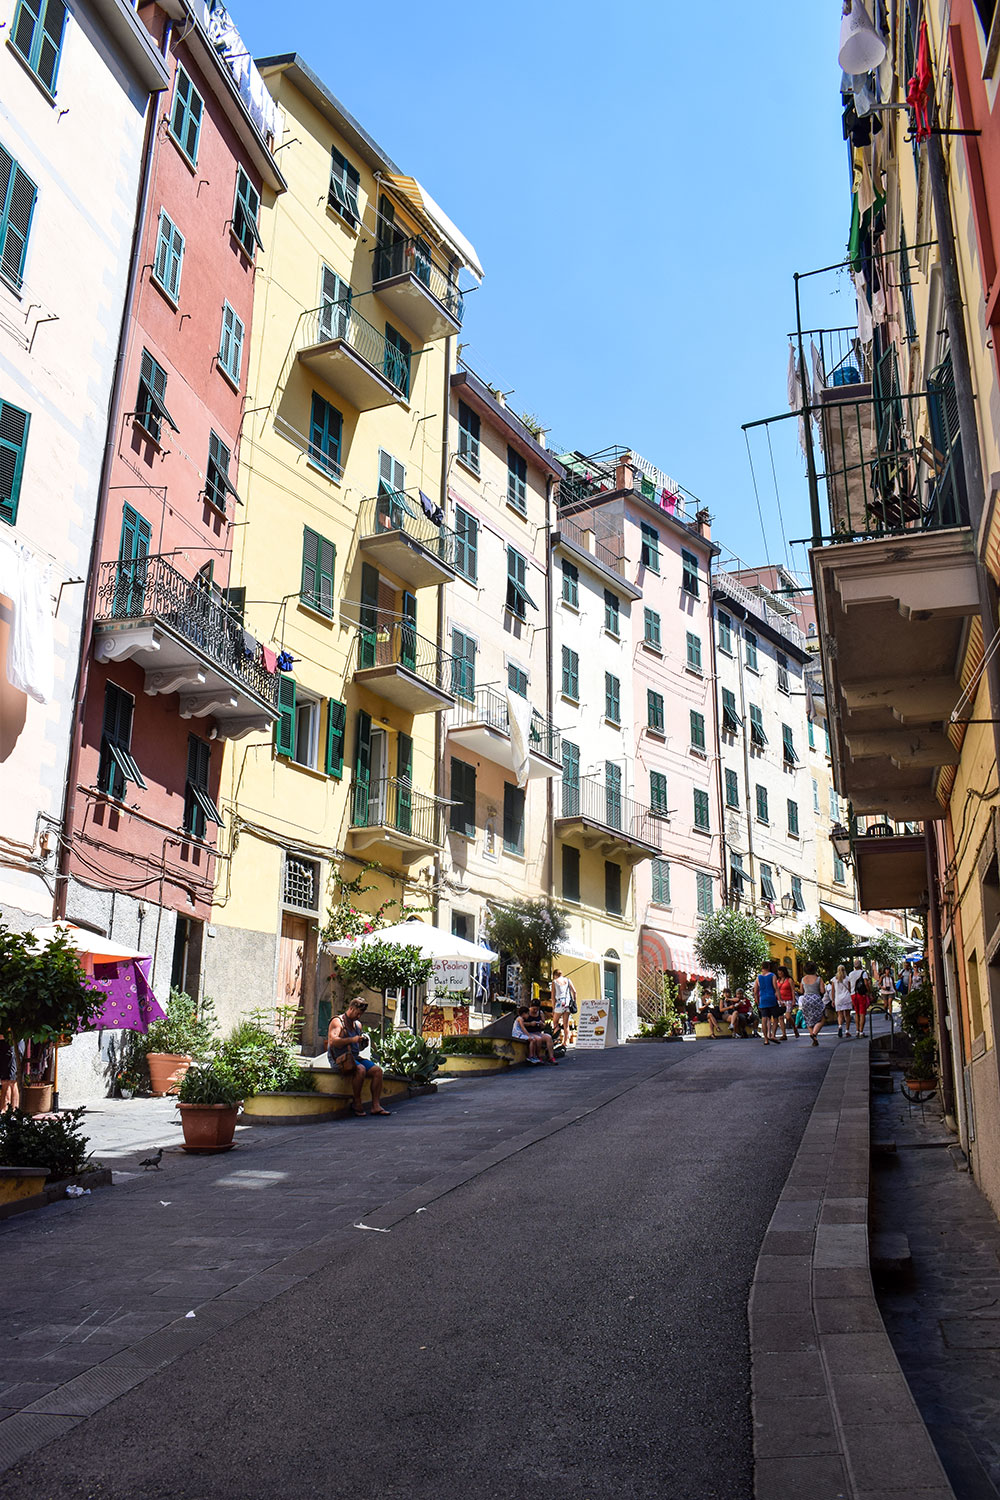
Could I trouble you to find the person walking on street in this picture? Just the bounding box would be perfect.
[832,965,853,1038]
[852,967,871,1037]
[879,967,896,1013]
[776,966,799,1039]
[551,969,576,1047]
[799,964,827,1046]
[754,961,781,1044]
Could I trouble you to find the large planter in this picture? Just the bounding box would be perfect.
[147,1052,191,1097]
[904,1076,937,1094]
[177,1102,239,1152]
[21,1082,54,1115]
[437,1053,508,1076]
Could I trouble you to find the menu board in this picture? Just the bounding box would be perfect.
[575,1000,617,1050]
[428,959,470,998]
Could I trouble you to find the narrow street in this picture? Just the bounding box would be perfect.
[0,1040,831,1500]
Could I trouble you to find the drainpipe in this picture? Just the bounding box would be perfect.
[925,824,955,1120]
[735,606,756,905]
[54,48,165,919]
[434,335,452,931]
[544,473,555,902]
[708,585,728,907]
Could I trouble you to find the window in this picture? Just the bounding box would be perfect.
[561,740,580,815]
[134,349,177,445]
[507,446,527,513]
[605,861,622,916]
[647,690,665,733]
[293,697,320,768]
[696,871,713,917]
[690,710,706,751]
[0,398,30,526]
[152,210,184,302]
[231,168,262,258]
[0,145,37,292]
[328,146,361,224]
[643,607,661,648]
[748,704,767,748]
[756,784,769,824]
[384,322,411,398]
[651,858,670,905]
[503,782,525,855]
[721,688,741,735]
[833,850,846,884]
[451,629,476,699]
[717,610,732,654]
[640,521,660,571]
[205,431,240,513]
[562,844,580,903]
[449,506,478,584]
[829,787,839,821]
[218,302,244,386]
[284,855,320,914]
[650,771,669,815]
[377,448,405,506]
[561,558,579,607]
[686,632,702,673]
[325,699,346,778]
[787,799,799,837]
[561,646,579,700]
[760,863,776,902]
[725,768,740,808]
[791,876,805,912]
[450,757,476,837]
[457,401,480,472]
[168,66,203,165]
[681,549,699,596]
[808,719,815,750]
[777,652,789,694]
[729,851,746,897]
[824,723,831,758]
[301,527,336,616]
[605,672,621,724]
[308,392,343,479]
[745,631,758,671]
[604,589,620,636]
[813,778,820,814]
[11,0,67,94]
[506,547,536,619]
[782,724,796,766]
[693,788,710,831]
[183,734,222,839]
[605,761,623,829]
[98,683,146,798]
[507,661,527,697]
[318,265,350,340]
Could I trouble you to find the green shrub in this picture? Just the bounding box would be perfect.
[144,990,217,1059]
[900,983,934,1040]
[908,1035,938,1080]
[215,1012,316,1096]
[0,1107,91,1178]
[371,1026,440,1083]
[439,1035,496,1056]
[635,1016,678,1038]
[177,1062,242,1107]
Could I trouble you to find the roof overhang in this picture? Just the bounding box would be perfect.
[88,0,170,91]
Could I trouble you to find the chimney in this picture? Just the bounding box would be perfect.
[695,507,712,539]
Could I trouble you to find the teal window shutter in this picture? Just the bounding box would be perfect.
[451,628,476,698]
[325,699,346,778]
[561,647,579,699]
[505,548,536,617]
[686,632,702,672]
[640,522,659,571]
[232,168,262,257]
[275,675,296,756]
[135,349,177,443]
[561,740,580,816]
[169,66,203,165]
[562,844,580,903]
[457,401,480,471]
[745,631,759,670]
[301,527,335,616]
[652,858,670,905]
[782,723,796,764]
[11,0,66,93]
[396,731,413,833]
[219,302,244,384]
[308,393,343,478]
[503,782,525,854]
[717,611,732,652]
[643,607,661,647]
[693,788,710,830]
[384,323,411,398]
[749,704,767,747]
[0,145,37,292]
[328,147,360,222]
[792,876,805,911]
[604,860,622,915]
[562,559,579,607]
[725,768,740,808]
[605,672,620,723]
[787,798,799,836]
[696,872,713,916]
[183,733,222,838]
[681,549,699,596]
[206,431,237,512]
[507,447,527,513]
[647,690,664,732]
[153,210,184,301]
[353,708,372,824]
[690,710,706,750]
[604,590,620,635]
[454,506,478,581]
[0,399,31,526]
[756,784,769,823]
[98,683,146,797]
[650,770,669,814]
[449,757,476,837]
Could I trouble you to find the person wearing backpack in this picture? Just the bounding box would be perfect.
[848,957,871,1037]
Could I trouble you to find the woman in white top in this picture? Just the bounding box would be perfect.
[832,965,853,1038]
[879,969,896,1011]
[551,969,576,1046]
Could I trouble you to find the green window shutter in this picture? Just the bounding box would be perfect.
[561,647,578,699]
[681,549,699,596]
[454,506,478,581]
[232,168,262,257]
[219,302,244,383]
[745,632,758,670]
[353,708,372,824]
[400,590,417,671]
[451,629,476,698]
[205,431,233,511]
[650,770,668,813]
[605,860,622,915]
[690,711,705,749]
[652,858,670,905]
[301,527,319,609]
[725,768,740,808]
[648,691,664,731]
[756,784,769,823]
[640,522,659,571]
[11,0,66,93]
[384,323,411,398]
[792,876,805,911]
[694,788,710,830]
[697,872,713,916]
[718,612,732,652]
[643,607,660,646]
[561,740,580,816]
[275,675,296,756]
[396,730,413,834]
[325,699,346,778]
[782,724,796,764]
[604,589,620,634]
[605,672,620,722]
[562,844,580,903]
[309,393,342,477]
[561,559,579,606]
[317,536,335,615]
[169,66,203,164]
[686,632,702,671]
[0,145,38,292]
[457,400,480,471]
[787,798,799,836]
[396,730,413,782]
[0,399,31,526]
[503,783,525,854]
[449,758,476,837]
[760,864,776,902]
[358,562,379,667]
[507,446,527,513]
[507,662,527,697]
[605,761,622,829]
[329,147,360,222]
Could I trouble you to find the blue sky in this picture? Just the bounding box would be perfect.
[236,0,852,573]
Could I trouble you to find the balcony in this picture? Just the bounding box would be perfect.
[347,777,443,859]
[353,624,455,714]
[358,492,457,590]
[372,236,463,342]
[555,776,659,863]
[558,446,692,525]
[852,821,928,912]
[297,300,410,411]
[448,686,561,779]
[93,557,278,739]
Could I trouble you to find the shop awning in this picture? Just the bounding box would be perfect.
[382,173,484,280]
[664,940,715,981]
[820,903,882,941]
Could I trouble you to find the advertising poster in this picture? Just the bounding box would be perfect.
[575,1000,617,1050]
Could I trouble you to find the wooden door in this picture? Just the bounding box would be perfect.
[279,915,309,1027]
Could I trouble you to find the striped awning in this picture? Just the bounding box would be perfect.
[382,173,484,280]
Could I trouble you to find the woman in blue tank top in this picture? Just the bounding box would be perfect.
[754,963,780,1045]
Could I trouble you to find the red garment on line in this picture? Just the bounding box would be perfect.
[907,19,932,142]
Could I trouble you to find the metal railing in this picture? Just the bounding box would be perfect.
[557,512,626,578]
[95,557,278,705]
[557,774,658,847]
[359,492,457,569]
[451,684,562,763]
[373,235,464,324]
[354,623,454,694]
[713,573,809,651]
[300,300,410,396]
[350,776,442,847]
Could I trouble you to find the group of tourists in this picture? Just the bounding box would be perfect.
[696,955,897,1045]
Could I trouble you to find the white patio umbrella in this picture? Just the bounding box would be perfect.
[325,920,497,964]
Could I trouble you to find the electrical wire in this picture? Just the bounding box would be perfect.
[764,423,793,575]
[743,429,772,564]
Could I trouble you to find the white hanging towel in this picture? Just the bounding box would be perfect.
[506,688,531,790]
[6,542,54,704]
[853,272,874,345]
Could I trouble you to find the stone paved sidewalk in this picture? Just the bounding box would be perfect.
[872,1069,1000,1498]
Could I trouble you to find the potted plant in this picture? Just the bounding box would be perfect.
[484,897,569,1005]
[144,989,217,1096]
[176,1061,242,1152]
[371,1025,441,1093]
[20,1052,54,1116]
[899,983,934,1039]
[694,906,771,993]
[904,1035,938,1094]
[0,923,104,1108]
[335,940,434,1035]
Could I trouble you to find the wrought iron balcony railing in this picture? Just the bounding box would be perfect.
[355,622,454,692]
[301,300,410,397]
[350,776,442,847]
[557,774,658,848]
[95,556,278,705]
[451,684,562,763]
[373,235,464,324]
[359,492,458,569]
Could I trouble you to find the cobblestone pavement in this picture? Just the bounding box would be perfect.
[872,1068,1000,1498]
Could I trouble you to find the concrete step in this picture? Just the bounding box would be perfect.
[871,1230,912,1275]
[871,1138,897,1156]
[872,1075,895,1093]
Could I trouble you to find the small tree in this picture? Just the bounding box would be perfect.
[336,941,434,996]
[796,918,854,979]
[694,908,770,993]
[484,898,569,998]
[0,924,103,1079]
[866,931,906,976]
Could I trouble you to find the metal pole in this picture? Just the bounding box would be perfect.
[794,271,824,545]
[925,828,955,1121]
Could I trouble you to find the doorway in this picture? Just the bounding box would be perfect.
[279,913,316,1036]
[603,958,620,1032]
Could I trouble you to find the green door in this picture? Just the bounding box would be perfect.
[354,709,372,825]
[605,761,622,830]
[603,963,620,1033]
[359,563,379,669]
[396,731,412,835]
[400,590,417,672]
[116,505,151,616]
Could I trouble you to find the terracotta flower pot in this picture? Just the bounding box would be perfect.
[146,1052,191,1097]
[21,1082,54,1115]
[905,1076,937,1093]
[177,1102,240,1152]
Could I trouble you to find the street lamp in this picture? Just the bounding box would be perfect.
[780,893,795,914]
[830,823,852,863]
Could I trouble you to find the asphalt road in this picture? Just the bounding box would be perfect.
[0,1036,832,1500]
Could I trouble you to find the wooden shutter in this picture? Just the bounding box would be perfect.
[561,740,579,816]
[400,589,417,671]
[325,699,346,778]
[318,537,335,615]
[0,145,37,290]
[301,527,319,607]
[275,675,296,756]
[358,563,379,668]
[396,731,413,834]
[0,399,30,525]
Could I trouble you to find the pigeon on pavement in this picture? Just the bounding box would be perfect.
[139,1148,163,1170]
